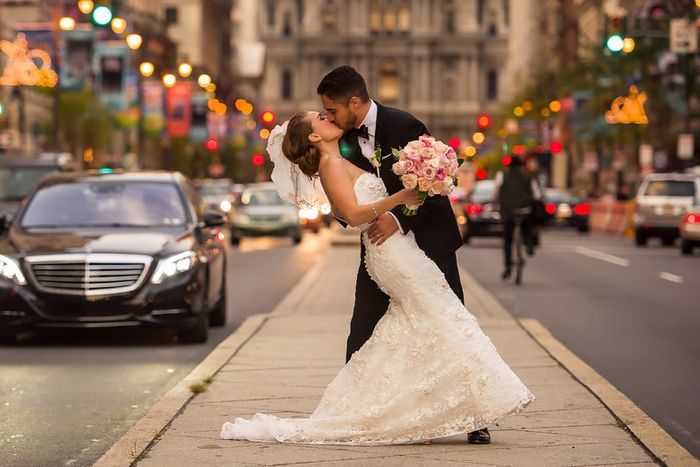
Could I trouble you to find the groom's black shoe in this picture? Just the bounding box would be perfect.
[467,427,491,444]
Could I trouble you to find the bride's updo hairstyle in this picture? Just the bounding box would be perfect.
[282,111,321,178]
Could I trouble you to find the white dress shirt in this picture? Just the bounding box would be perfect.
[354,100,404,233]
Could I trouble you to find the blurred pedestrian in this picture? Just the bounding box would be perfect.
[495,156,542,280]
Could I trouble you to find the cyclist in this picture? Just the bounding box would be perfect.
[494,156,542,280]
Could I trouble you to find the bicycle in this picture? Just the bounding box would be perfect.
[510,207,532,286]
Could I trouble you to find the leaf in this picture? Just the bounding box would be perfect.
[392,148,400,158]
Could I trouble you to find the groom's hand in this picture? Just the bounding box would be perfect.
[367,214,399,245]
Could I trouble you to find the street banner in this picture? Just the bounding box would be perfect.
[96,42,129,110]
[207,112,227,141]
[670,19,697,54]
[141,81,165,135]
[677,134,694,160]
[166,81,193,138]
[190,93,208,142]
[60,28,95,91]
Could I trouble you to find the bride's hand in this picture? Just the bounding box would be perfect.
[401,188,423,206]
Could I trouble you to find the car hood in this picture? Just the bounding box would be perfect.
[1,227,193,257]
[239,205,297,216]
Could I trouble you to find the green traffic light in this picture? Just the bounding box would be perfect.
[92,5,113,26]
[98,167,114,174]
[606,34,624,53]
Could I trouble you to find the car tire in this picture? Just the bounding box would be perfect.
[635,230,647,246]
[209,277,227,327]
[230,235,240,245]
[681,239,694,256]
[661,236,676,247]
[578,224,590,233]
[292,233,302,244]
[462,234,471,244]
[177,313,208,344]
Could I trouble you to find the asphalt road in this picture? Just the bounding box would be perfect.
[457,229,700,458]
[0,230,330,467]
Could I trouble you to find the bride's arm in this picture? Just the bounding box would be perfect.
[320,159,415,228]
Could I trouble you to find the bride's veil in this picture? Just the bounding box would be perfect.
[266,120,327,209]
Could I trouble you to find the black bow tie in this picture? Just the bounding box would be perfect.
[347,124,369,140]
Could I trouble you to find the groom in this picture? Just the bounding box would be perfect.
[317,66,490,444]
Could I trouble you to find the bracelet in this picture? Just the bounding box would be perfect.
[371,203,379,220]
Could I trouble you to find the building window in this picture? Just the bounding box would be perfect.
[297,0,304,25]
[267,0,276,27]
[441,77,455,101]
[165,6,178,25]
[282,69,292,100]
[477,0,485,25]
[487,70,497,101]
[503,0,510,25]
[398,6,410,32]
[378,60,399,102]
[488,23,497,36]
[283,11,292,36]
[383,8,396,34]
[322,7,337,33]
[370,8,381,34]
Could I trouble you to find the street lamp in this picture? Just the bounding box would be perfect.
[77,0,94,14]
[162,73,176,88]
[111,17,127,34]
[177,63,192,78]
[58,17,76,31]
[197,73,211,88]
[139,62,155,78]
[622,37,635,53]
[126,33,142,50]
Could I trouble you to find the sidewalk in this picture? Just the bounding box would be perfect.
[100,245,689,466]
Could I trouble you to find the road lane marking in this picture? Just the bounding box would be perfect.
[659,272,683,283]
[575,246,630,267]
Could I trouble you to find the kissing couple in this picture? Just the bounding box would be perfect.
[221,66,534,445]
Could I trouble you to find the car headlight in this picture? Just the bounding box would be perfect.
[299,208,319,220]
[219,200,232,212]
[0,254,26,285]
[320,203,331,215]
[151,251,197,284]
[235,214,251,224]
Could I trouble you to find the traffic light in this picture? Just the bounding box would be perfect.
[606,34,624,53]
[605,15,625,53]
[448,137,460,150]
[205,138,219,152]
[260,110,276,126]
[550,140,563,154]
[476,114,491,129]
[91,3,114,27]
[251,153,265,166]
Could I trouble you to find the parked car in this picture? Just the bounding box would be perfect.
[0,171,227,344]
[680,198,700,255]
[541,188,590,233]
[230,183,302,245]
[298,205,323,233]
[0,156,73,218]
[194,178,236,221]
[462,180,502,243]
[633,173,699,246]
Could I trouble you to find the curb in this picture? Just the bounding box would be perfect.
[93,251,332,467]
[519,318,699,467]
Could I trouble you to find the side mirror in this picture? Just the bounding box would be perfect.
[202,211,226,228]
[0,214,11,235]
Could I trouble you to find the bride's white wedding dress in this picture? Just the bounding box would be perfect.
[221,172,534,445]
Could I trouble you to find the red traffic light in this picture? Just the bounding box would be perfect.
[502,155,512,166]
[260,110,276,125]
[512,144,525,155]
[448,137,460,149]
[475,168,487,180]
[550,140,563,154]
[477,114,491,129]
[251,153,265,166]
[205,138,219,151]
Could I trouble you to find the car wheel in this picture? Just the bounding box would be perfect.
[462,234,471,244]
[209,278,227,327]
[681,239,694,256]
[230,235,240,245]
[292,233,302,244]
[661,236,676,247]
[177,313,208,344]
[635,230,647,246]
[0,333,17,345]
[578,224,590,233]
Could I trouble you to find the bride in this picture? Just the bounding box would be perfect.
[220,111,534,445]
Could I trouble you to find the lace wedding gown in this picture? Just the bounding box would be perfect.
[221,172,534,445]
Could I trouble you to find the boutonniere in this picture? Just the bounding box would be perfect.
[371,144,382,177]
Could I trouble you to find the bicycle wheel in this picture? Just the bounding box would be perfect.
[514,221,524,285]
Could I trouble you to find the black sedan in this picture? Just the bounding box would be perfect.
[0,171,227,344]
[541,188,590,233]
[462,180,503,243]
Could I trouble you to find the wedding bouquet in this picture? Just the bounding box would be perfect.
[391,135,461,216]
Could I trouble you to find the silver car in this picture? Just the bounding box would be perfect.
[633,173,699,246]
[230,183,302,245]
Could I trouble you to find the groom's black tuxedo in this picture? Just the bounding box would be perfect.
[342,102,464,362]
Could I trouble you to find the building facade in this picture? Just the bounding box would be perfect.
[254,0,513,142]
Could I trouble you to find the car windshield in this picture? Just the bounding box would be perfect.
[21,181,188,228]
[239,189,285,206]
[197,183,232,197]
[470,182,495,203]
[644,180,695,197]
[0,166,57,201]
[544,189,574,203]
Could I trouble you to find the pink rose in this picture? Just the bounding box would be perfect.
[422,166,437,180]
[402,159,415,173]
[409,141,423,150]
[436,169,446,181]
[402,173,418,189]
[392,162,404,175]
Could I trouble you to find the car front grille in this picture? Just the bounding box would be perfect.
[25,254,152,296]
[250,214,282,222]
